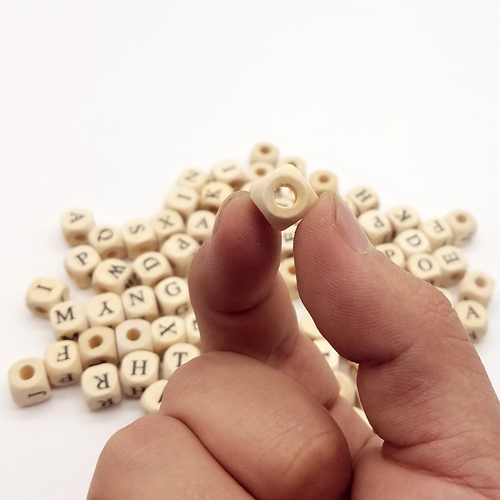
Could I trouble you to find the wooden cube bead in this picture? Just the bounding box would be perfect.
[151,316,187,356]
[246,162,275,182]
[313,339,340,370]
[64,245,102,289]
[115,319,154,360]
[250,164,318,231]
[250,142,279,166]
[92,258,137,295]
[405,253,442,286]
[455,300,488,342]
[49,300,89,341]
[279,257,299,300]
[375,243,406,268]
[87,292,125,328]
[185,311,200,347]
[140,379,168,415]
[333,370,355,405]
[121,285,159,322]
[385,204,420,236]
[44,340,82,386]
[60,208,94,246]
[177,168,211,194]
[278,156,306,176]
[435,287,454,306]
[393,229,432,258]
[164,186,200,220]
[132,251,173,288]
[163,342,200,379]
[26,277,69,318]
[418,217,453,251]
[309,170,338,196]
[200,181,234,213]
[458,271,494,307]
[433,245,467,287]
[150,209,186,245]
[87,225,127,260]
[8,357,52,407]
[78,326,119,369]
[119,350,160,398]
[186,210,216,245]
[345,185,379,214]
[81,363,122,410]
[444,209,477,246]
[299,311,323,340]
[211,159,246,189]
[161,233,200,277]
[281,223,297,259]
[347,360,359,380]
[357,209,393,245]
[122,219,158,259]
[154,277,192,317]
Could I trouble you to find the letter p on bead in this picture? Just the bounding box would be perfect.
[249,164,319,231]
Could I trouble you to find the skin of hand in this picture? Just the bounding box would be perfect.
[87,191,500,500]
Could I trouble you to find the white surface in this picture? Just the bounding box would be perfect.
[1,2,499,498]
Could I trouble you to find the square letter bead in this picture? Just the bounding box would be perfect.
[458,271,494,307]
[455,300,488,342]
[8,357,52,407]
[60,208,94,246]
[393,229,431,258]
[151,316,187,356]
[132,251,173,287]
[122,219,158,259]
[88,225,127,260]
[49,300,89,341]
[186,210,216,245]
[345,185,379,214]
[163,342,200,379]
[87,292,125,328]
[164,186,200,220]
[200,181,234,213]
[115,319,154,360]
[121,285,159,322]
[211,159,246,189]
[161,233,200,277]
[405,253,442,286]
[154,277,192,317]
[26,277,69,318]
[309,170,338,196]
[375,243,406,268]
[64,245,102,289]
[150,209,186,246]
[44,340,83,386]
[433,245,467,287]
[281,223,297,259]
[279,257,299,300]
[250,164,318,231]
[81,363,122,410]
[119,350,160,398]
[444,210,477,246]
[177,168,211,194]
[92,258,137,295]
[246,162,275,182]
[250,143,279,166]
[418,217,453,251]
[357,209,393,245]
[140,379,168,415]
[78,326,119,369]
[385,204,420,236]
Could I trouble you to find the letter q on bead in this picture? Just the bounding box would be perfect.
[249,164,319,231]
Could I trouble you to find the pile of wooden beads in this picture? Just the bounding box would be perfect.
[8,143,494,424]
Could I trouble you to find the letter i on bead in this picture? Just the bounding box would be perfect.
[9,358,52,407]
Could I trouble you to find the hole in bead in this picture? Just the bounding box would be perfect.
[35,306,46,314]
[88,335,103,349]
[274,185,297,208]
[456,214,467,223]
[475,277,487,287]
[19,365,35,380]
[107,251,117,258]
[75,234,86,242]
[256,167,267,176]
[319,174,329,183]
[127,328,141,341]
[260,145,270,154]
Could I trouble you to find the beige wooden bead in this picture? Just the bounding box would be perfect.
[455,300,488,342]
[313,339,340,370]
[385,205,420,236]
[333,370,355,405]
[309,170,338,196]
[250,142,279,166]
[87,292,125,328]
[151,316,187,356]
[347,360,359,380]
[60,208,94,246]
[344,197,359,217]
[26,277,69,318]
[115,319,154,360]
[405,253,442,286]
[281,224,297,259]
[458,271,495,307]
[88,225,127,260]
[140,379,168,415]
[345,186,379,214]
[278,156,306,176]
[376,243,406,268]
[393,229,431,258]
[49,300,89,341]
[186,210,216,245]
[279,257,299,300]
[250,164,318,231]
[435,287,454,306]
[121,285,159,322]
[444,209,477,246]
[433,245,467,287]
[299,311,323,340]
[240,181,256,192]
[154,277,192,317]
[185,311,200,347]
[92,258,137,295]
[418,217,453,251]
[122,219,158,259]
[78,326,119,370]
[357,210,393,245]
[8,357,52,407]
[160,233,200,277]
[163,342,200,379]
[200,181,234,213]
[81,363,122,410]
[212,159,246,189]
[44,340,82,386]
[150,209,186,245]
[246,162,275,182]
[64,245,102,289]
[132,251,173,288]
[119,350,160,398]
[164,186,200,220]
[177,168,211,194]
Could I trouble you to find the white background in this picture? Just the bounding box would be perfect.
[1,1,499,498]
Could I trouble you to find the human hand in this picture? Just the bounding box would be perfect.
[88,191,500,500]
